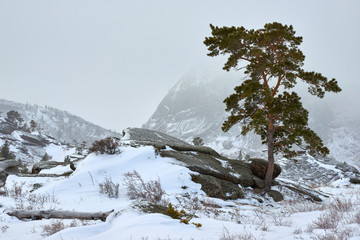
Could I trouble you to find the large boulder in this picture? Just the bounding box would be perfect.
[0,160,20,172]
[160,150,255,188]
[350,178,360,184]
[31,161,69,174]
[250,158,281,180]
[0,160,20,187]
[0,171,8,188]
[268,190,284,202]
[191,174,244,200]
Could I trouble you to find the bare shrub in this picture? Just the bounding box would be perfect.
[251,210,270,231]
[40,219,91,237]
[89,137,120,155]
[98,177,120,199]
[310,208,341,230]
[4,181,26,199]
[329,198,353,213]
[123,170,165,204]
[272,213,293,227]
[333,227,354,240]
[177,192,203,217]
[4,181,58,210]
[69,220,79,228]
[353,212,360,224]
[311,227,354,240]
[230,209,241,224]
[1,225,9,233]
[41,220,65,237]
[311,232,337,240]
[220,226,259,240]
[285,199,325,213]
[25,192,59,210]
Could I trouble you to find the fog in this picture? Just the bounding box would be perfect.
[0,0,359,131]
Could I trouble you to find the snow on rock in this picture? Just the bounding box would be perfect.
[39,165,73,175]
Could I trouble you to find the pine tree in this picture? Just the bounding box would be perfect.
[204,22,341,190]
[41,153,52,162]
[30,120,37,132]
[1,141,15,159]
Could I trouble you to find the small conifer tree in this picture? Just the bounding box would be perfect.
[41,153,52,162]
[30,120,37,132]
[1,141,15,159]
[192,137,204,146]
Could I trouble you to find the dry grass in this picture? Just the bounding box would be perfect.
[310,209,341,230]
[123,170,166,204]
[306,197,358,239]
[98,177,120,199]
[40,220,65,237]
[40,219,91,237]
[220,226,261,240]
[3,181,58,210]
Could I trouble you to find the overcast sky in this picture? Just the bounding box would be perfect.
[1,0,359,132]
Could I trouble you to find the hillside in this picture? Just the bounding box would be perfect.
[0,99,120,145]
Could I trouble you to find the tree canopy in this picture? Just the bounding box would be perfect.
[204,22,341,189]
[1,141,15,160]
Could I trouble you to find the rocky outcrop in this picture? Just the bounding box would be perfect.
[126,128,330,202]
[20,133,50,147]
[127,128,279,199]
[277,179,328,202]
[336,163,360,175]
[0,121,18,135]
[279,155,360,184]
[250,158,282,179]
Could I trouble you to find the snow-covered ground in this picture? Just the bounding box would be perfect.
[1,144,360,240]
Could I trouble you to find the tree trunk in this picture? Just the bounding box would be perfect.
[6,209,114,222]
[264,117,275,191]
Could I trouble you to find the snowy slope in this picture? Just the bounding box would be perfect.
[0,99,120,145]
[1,140,360,240]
